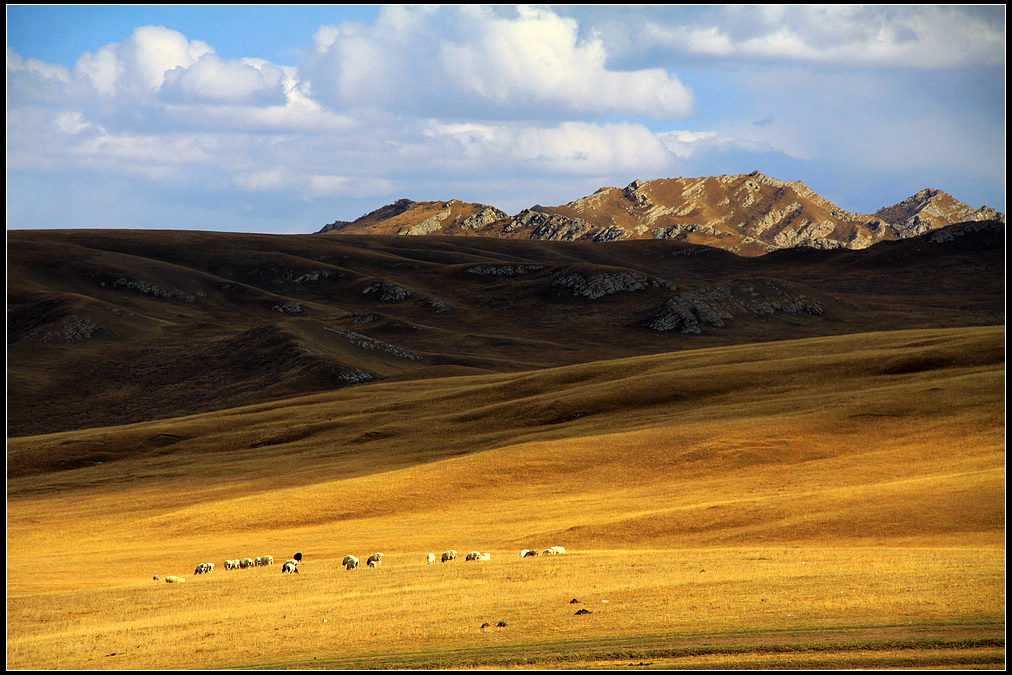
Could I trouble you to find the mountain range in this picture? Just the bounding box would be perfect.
[318,171,1004,256]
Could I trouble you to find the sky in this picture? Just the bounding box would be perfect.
[6,4,1007,234]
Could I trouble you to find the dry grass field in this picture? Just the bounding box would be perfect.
[6,325,1006,669]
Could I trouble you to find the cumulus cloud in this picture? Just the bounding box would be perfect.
[73,25,213,98]
[160,55,288,105]
[302,5,694,119]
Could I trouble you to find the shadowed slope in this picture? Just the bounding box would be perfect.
[6,222,1004,436]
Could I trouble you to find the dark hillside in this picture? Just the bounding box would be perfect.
[6,221,1004,436]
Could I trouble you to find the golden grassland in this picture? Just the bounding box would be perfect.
[6,325,1006,669]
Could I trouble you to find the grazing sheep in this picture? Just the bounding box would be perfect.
[194,562,214,575]
[164,576,185,583]
[262,555,274,566]
[426,553,436,564]
[522,549,540,557]
[366,559,378,568]
[478,552,491,561]
[240,557,254,569]
[441,550,457,563]
[223,560,236,570]
[465,551,481,561]
[542,546,566,556]
[344,555,359,570]
[366,552,384,567]
[152,575,161,581]
[281,560,299,574]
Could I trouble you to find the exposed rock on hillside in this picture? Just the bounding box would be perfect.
[319,172,1004,257]
[463,264,545,276]
[551,269,676,299]
[26,314,101,343]
[324,325,422,361]
[503,209,593,241]
[646,279,826,333]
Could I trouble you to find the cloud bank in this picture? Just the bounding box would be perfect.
[6,5,1006,232]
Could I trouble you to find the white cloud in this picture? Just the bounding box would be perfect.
[234,168,295,192]
[424,120,676,175]
[302,5,694,118]
[160,55,288,105]
[614,5,1005,68]
[73,25,213,98]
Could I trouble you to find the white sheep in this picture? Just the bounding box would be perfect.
[240,557,254,569]
[366,553,383,567]
[478,552,491,561]
[223,560,236,570]
[541,546,566,556]
[262,555,274,566]
[164,576,185,583]
[281,560,299,574]
[465,551,481,561]
[441,550,457,563]
[343,555,359,570]
[426,553,436,564]
[521,549,539,557]
[194,562,214,575]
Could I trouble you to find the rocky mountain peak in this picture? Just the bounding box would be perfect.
[318,174,1004,256]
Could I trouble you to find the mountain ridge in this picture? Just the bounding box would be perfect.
[318,171,1004,256]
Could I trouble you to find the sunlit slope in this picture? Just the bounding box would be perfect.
[8,325,1003,561]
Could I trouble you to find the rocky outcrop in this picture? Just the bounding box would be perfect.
[99,276,202,303]
[361,280,413,302]
[646,279,825,333]
[504,209,593,241]
[551,269,677,299]
[463,206,510,230]
[464,264,545,276]
[26,314,101,343]
[325,325,422,361]
[397,207,450,236]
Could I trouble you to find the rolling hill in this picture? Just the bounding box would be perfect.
[6,219,1004,437]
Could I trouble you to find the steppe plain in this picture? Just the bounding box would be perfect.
[6,224,1006,669]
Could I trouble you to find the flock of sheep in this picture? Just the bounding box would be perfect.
[221,555,274,570]
[157,546,566,583]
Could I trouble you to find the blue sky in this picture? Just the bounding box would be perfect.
[6,5,1006,234]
